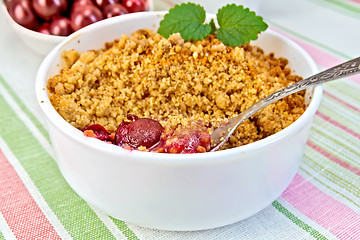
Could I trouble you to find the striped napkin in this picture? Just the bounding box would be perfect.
[0,0,359,239]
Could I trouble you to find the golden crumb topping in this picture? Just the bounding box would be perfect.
[47,29,306,149]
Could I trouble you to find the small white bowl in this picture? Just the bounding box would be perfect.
[36,11,322,231]
[2,0,154,55]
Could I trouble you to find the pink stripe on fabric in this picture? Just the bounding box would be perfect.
[0,149,61,240]
[316,111,360,140]
[307,141,360,175]
[348,0,360,4]
[269,27,360,84]
[324,90,360,114]
[282,174,360,239]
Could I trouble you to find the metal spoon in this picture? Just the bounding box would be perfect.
[210,56,360,151]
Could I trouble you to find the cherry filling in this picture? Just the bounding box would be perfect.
[82,124,114,142]
[161,123,211,153]
[81,116,212,153]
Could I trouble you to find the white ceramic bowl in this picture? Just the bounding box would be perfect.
[36,11,322,231]
[2,0,153,55]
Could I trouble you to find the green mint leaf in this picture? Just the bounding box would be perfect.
[209,18,216,34]
[158,3,213,41]
[216,4,268,47]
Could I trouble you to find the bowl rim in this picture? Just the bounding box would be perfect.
[36,11,323,164]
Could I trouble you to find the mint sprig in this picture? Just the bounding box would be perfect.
[158,3,268,47]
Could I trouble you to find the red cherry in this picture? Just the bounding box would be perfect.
[49,16,72,36]
[70,4,103,32]
[6,0,39,30]
[32,0,67,21]
[122,0,145,13]
[38,22,51,34]
[102,3,128,18]
[4,0,19,12]
[71,0,95,12]
[95,0,118,8]
[115,118,164,149]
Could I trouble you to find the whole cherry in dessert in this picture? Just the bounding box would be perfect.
[115,116,164,149]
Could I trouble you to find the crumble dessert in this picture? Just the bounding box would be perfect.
[47,29,306,152]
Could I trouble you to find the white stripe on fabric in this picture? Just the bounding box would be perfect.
[89,205,128,240]
[0,211,16,240]
[0,136,73,240]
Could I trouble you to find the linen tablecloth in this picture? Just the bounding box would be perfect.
[0,0,359,239]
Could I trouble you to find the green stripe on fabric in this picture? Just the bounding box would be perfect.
[112,218,139,240]
[313,114,360,149]
[0,77,50,142]
[312,116,360,153]
[325,81,360,105]
[310,124,360,164]
[266,19,351,59]
[303,148,360,198]
[310,123,360,168]
[323,0,360,13]
[300,165,360,208]
[0,94,116,240]
[312,117,360,165]
[318,97,360,131]
[0,231,5,240]
[272,201,328,240]
[309,0,360,18]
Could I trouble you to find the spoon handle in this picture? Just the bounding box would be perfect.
[211,56,360,151]
[264,56,360,102]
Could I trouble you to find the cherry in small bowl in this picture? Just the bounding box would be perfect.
[2,1,64,55]
[2,0,154,55]
[32,0,67,21]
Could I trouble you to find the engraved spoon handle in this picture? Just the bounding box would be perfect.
[211,56,360,151]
